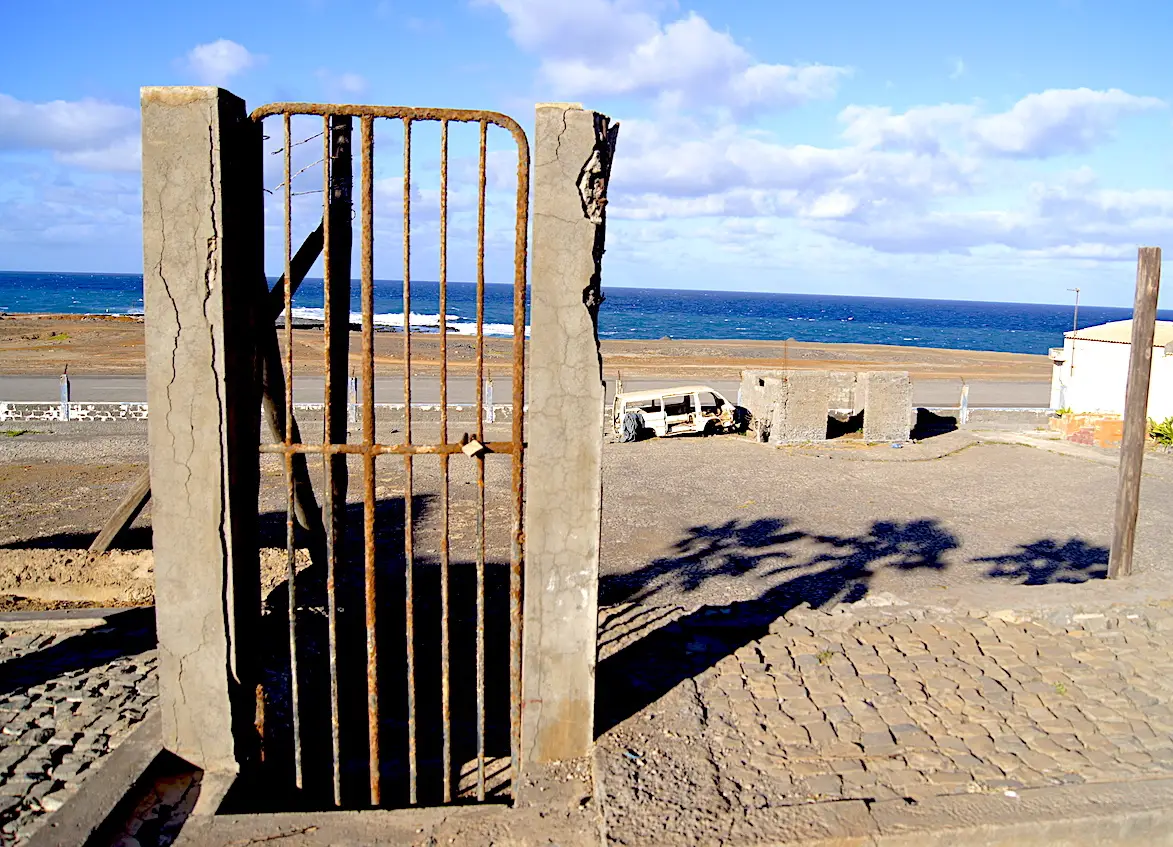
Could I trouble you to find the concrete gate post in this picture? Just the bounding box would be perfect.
[141,87,263,775]
[522,103,618,772]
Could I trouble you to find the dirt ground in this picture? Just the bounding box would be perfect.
[1,420,1171,612]
[0,314,1049,381]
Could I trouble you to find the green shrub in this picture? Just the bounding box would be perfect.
[1150,416,1173,446]
[1054,407,1072,417]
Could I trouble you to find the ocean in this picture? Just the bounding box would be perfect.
[2,270,1167,356]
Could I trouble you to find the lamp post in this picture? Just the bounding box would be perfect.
[1068,287,1081,372]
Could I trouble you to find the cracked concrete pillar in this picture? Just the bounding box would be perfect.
[521,103,618,774]
[141,87,263,775]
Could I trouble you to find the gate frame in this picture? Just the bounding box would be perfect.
[144,87,614,816]
[248,102,530,807]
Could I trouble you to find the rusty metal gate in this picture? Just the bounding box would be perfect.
[249,103,529,809]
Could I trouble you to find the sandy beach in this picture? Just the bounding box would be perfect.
[0,314,1051,385]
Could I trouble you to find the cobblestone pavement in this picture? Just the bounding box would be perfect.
[0,613,157,845]
[597,597,1173,845]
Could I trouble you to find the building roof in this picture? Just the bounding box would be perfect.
[1067,319,1173,347]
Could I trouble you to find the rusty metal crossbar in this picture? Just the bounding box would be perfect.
[251,103,530,809]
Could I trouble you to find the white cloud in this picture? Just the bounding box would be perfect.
[607,105,1171,260]
[56,136,141,172]
[970,87,1164,157]
[0,93,139,172]
[610,118,977,221]
[839,103,976,153]
[316,69,368,97]
[185,39,263,85]
[484,0,847,111]
[0,94,136,153]
[803,190,859,220]
[0,164,139,250]
[483,3,1173,264]
[839,88,1163,159]
[812,170,1173,257]
[484,0,659,58]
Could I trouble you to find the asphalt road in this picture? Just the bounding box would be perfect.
[0,374,1051,408]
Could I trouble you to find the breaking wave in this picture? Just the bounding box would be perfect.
[287,307,529,337]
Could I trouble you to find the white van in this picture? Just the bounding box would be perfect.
[613,385,740,441]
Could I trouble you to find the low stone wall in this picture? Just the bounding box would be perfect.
[1050,412,1124,448]
[0,402,515,423]
[927,407,1053,428]
[0,403,149,422]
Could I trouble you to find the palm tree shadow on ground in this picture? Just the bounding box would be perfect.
[974,537,1109,585]
[596,517,959,735]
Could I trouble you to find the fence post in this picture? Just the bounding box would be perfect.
[1109,247,1162,578]
[141,86,263,775]
[485,371,495,423]
[521,103,618,777]
[59,368,69,421]
[959,382,970,426]
[348,374,359,426]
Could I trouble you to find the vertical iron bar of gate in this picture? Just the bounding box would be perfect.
[359,115,381,807]
[438,120,453,804]
[282,113,303,791]
[508,119,530,802]
[474,119,488,803]
[321,116,336,805]
[402,117,418,806]
[322,114,353,807]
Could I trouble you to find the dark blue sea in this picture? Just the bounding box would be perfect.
[2,270,1167,356]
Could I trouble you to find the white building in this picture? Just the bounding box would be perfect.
[1050,319,1173,419]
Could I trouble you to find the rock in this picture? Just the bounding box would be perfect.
[852,592,908,608]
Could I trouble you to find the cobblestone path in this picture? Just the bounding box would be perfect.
[5,598,1173,845]
[597,598,1173,845]
[0,612,157,845]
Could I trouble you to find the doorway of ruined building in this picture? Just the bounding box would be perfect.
[236,104,530,812]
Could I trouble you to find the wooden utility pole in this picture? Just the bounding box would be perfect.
[1108,247,1162,579]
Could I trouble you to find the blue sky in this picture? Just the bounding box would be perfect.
[1,0,1171,306]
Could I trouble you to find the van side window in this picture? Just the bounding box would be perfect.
[628,399,661,413]
[663,394,692,416]
[700,392,723,413]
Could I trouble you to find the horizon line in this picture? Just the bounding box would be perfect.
[0,268,1161,314]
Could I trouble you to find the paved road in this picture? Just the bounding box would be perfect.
[0,375,1051,408]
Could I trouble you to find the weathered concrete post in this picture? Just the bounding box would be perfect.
[58,369,69,421]
[859,371,913,442]
[141,87,263,776]
[522,103,618,774]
